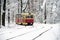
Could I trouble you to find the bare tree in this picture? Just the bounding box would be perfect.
[0,0,1,27]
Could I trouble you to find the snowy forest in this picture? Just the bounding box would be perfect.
[0,0,60,27]
[0,0,60,40]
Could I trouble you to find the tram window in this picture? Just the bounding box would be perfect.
[26,16,30,18]
[16,14,22,18]
[26,15,33,18]
[31,15,33,18]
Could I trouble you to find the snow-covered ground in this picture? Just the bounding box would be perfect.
[0,23,60,40]
[35,24,60,40]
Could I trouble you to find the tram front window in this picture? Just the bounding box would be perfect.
[26,15,33,18]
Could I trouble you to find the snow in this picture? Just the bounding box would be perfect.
[41,0,46,8]
[0,23,60,40]
[35,24,60,40]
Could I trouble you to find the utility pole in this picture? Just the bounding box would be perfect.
[0,0,1,27]
[2,0,6,26]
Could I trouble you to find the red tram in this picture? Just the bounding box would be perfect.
[15,13,34,25]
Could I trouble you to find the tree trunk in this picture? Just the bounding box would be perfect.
[2,0,6,26]
[0,0,1,27]
[44,4,46,24]
[21,0,22,13]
